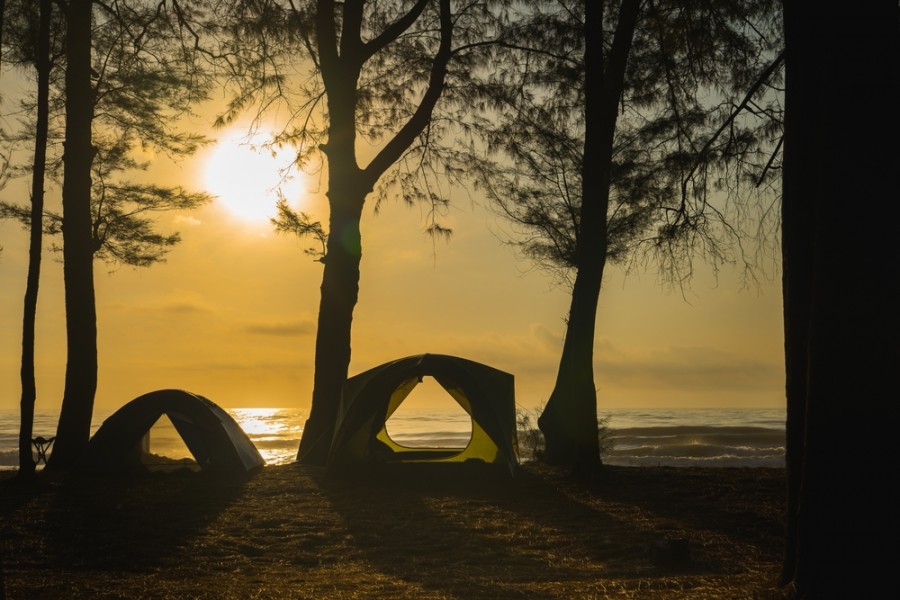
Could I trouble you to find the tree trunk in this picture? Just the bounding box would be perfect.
[48,0,97,471]
[539,262,604,471]
[538,0,640,474]
[297,0,453,465]
[297,173,367,465]
[16,0,52,479]
[0,0,6,75]
[778,7,812,576]
[781,3,899,597]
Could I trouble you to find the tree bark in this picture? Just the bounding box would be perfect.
[781,3,899,597]
[48,0,98,470]
[16,0,52,479]
[538,0,640,474]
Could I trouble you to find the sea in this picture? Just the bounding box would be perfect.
[0,407,786,471]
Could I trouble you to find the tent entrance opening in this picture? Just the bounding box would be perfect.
[383,376,473,449]
[142,414,198,470]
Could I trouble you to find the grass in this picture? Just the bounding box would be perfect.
[1,463,789,599]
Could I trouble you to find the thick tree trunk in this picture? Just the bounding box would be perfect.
[781,3,898,597]
[778,3,813,574]
[539,262,604,471]
[16,0,52,479]
[297,174,367,465]
[538,0,639,474]
[48,0,97,470]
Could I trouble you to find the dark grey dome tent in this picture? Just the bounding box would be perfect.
[83,389,264,474]
[327,354,518,475]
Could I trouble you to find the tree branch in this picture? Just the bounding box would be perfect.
[363,0,451,186]
[360,0,430,62]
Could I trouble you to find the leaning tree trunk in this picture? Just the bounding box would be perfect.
[781,2,899,597]
[48,0,98,470]
[538,0,640,474]
[17,0,52,479]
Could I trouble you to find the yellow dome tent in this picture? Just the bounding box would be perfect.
[327,354,518,476]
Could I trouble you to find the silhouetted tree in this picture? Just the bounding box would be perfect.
[476,0,782,471]
[220,0,510,465]
[16,0,52,479]
[52,0,211,468]
[49,0,97,470]
[0,0,57,478]
[780,3,898,597]
[0,0,213,469]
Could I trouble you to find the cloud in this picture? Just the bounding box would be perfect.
[242,318,315,337]
[166,359,312,374]
[596,342,783,392]
[158,296,216,315]
[531,323,562,354]
[116,291,216,316]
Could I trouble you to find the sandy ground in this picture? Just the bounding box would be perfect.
[1,463,789,599]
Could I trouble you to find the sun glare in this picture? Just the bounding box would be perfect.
[203,130,304,223]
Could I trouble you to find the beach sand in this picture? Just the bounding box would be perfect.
[1,463,788,599]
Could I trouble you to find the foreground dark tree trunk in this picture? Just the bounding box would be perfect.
[538,0,639,474]
[16,0,52,479]
[297,0,453,464]
[47,0,97,470]
[781,2,899,597]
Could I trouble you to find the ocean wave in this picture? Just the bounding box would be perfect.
[608,443,783,459]
[1,448,18,468]
[1,409,787,470]
[605,454,786,468]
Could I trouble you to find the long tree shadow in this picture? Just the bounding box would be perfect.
[4,470,249,574]
[499,463,787,589]
[584,466,786,558]
[320,463,678,599]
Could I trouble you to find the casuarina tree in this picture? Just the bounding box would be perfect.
[218,0,511,465]
[0,0,213,469]
[0,0,55,479]
[475,0,782,471]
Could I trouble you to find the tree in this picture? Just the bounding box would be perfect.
[16,0,52,479]
[52,0,211,469]
[779,2,898,597]
[0,0,213,469]
[476,0,782,471]
[220,0,508,465]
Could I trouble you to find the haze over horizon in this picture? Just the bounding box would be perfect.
[1,89,785,414]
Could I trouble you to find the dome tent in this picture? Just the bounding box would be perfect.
[327,354,518,475]
[83,389,264,474]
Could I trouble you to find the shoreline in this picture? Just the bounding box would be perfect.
[2,463,788,599]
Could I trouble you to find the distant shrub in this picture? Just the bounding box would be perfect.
[515,405,614,462]
[515,408,545,461]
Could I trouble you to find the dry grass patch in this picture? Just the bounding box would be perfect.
[1,463,788,599]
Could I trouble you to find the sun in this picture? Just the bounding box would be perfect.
[203,129,304,223]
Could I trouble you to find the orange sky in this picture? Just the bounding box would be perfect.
[0,88,786,414]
